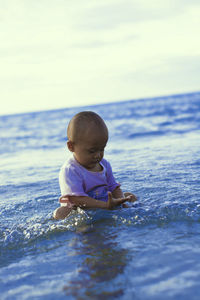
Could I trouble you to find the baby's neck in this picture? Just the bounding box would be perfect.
[86,163,103,172]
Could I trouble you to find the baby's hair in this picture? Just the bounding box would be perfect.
[67,111,108,143]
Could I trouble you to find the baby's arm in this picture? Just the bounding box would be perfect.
[53,191,135,220]
[53,195,106,220]
[69,195,109,209]
[68,193,130,209]
[63,191,131,209]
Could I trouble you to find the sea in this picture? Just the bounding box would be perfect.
[0,92,200,300]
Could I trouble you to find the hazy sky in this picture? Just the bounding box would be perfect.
[1,0,200,115]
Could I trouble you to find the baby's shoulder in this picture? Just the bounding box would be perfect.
[60,156,80,174]
[63,156,75,167]
[101,158,111,169]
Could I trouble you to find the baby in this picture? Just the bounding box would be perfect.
[53,111,137,220]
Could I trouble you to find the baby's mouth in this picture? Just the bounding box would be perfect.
[91,160,99,165]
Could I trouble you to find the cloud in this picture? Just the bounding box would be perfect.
[76,0,200,30]
[0,0,200,115]
[122,55,200,96]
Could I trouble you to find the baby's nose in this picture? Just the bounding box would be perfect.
[94,152,101,159]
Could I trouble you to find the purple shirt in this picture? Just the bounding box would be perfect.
[59,155,119,202]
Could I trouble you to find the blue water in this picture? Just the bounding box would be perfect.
[1,92,200,300]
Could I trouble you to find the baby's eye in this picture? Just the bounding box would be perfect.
[88,149,96,154]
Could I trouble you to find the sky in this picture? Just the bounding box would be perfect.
[1,0,200,115]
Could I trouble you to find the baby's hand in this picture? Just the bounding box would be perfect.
[107,192,132,209]
[124,192,137,203]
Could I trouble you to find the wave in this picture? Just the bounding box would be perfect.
[1,200,200,266]
[0,92,200,154]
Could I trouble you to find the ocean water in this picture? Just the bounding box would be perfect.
[1,92,200,300]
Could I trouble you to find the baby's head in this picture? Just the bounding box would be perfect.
[67,111,108,170]
[67,111,108,144]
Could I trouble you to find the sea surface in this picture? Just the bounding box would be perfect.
[1,92,200,300]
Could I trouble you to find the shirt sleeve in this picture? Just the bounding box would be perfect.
[59,165,88,197]
[104,160,120,192]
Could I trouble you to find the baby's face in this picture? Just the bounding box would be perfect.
[72,130,108,171]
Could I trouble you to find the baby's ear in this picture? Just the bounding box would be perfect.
[67,140,74,152]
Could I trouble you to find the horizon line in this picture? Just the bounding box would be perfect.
[1,90,200,118]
